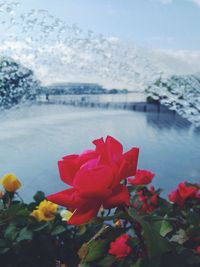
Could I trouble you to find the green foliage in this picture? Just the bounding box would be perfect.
[0,184,199,267]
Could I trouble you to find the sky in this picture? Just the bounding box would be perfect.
[18,0,200,50]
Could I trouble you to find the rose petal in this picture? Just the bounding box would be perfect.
[103,184,130,209]
[117,147,139,182]
[80,157,100,170]
[128,169,155,185]
[76,150,98,166]
[68,200,101,225]
[178,182,198,199]
[73,165,114,197]
[62,154,78,161]
[47,188,87,210]
[93,137,108,162]
[105,136,123,162]
[58,156,79,185]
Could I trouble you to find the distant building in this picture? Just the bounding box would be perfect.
[43,82,105,95]
[40,82,129,95]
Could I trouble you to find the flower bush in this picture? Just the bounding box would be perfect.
[0,136,200,267]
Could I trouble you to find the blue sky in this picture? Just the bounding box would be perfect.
[19,0,200,50]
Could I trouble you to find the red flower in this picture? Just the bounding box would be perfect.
[196,246,200,254]
[47,136,139,225]
[168,182,199,206]
[134,186,158,213]
[128,169,155,186]
[109,234,132,260]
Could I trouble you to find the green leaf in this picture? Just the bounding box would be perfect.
[129,209,171,259]
[78,240,107,263]
[79,264,90,267]
[4,225,19,241]
[153,220,173,237]
[17,208,29,216]
[16,227,33,242]
[98,255,115,267]
[131,259,141,267]
[160,220,173,237]
[0,247,10,254]
[143,222,171,259]
[33,222,49,232]
[51,225,66,236]
[0,239,9,249]
[4,203,24,217]
[187,211,200,226]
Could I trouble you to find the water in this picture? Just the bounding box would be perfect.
[0,104,199,201]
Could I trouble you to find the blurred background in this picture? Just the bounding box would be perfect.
[0,0,200,200]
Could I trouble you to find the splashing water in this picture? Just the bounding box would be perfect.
[0,0,163,89]
[0,1,200,126]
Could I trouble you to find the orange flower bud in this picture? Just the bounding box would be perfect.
[100,205,104,215]
[115,219,122,227]
[1,173,21,192]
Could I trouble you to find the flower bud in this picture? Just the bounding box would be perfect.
[1,173,21,192]
[115,219,122,228]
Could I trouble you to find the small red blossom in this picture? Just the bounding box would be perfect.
[134,186,158,213]
[196,246,200,254]
[168,182,200,206]
[128,169,155,186]
[47,136,139,225]
[109,234,132,260]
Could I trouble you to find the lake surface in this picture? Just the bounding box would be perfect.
[0,104,199,201]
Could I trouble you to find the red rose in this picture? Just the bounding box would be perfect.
[128,169,155,186]
[168,182,199,206]
[109,234,132,260]
[47,136,139,225]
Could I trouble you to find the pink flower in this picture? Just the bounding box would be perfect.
[109,234,132,260]
[128,169,155,186]
[47,136,139,225]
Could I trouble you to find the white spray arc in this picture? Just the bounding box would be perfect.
[0,1,163,89]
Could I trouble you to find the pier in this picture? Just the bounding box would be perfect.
[38,95,174,114]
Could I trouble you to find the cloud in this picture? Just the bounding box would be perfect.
[191,0,200,7]
[151,0,200,7]
[151,0,173,4]
[150,48,200,75]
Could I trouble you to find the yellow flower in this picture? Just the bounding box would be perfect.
[60,209,73,221]
[1,173,21,192]
[31,200,58,222]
